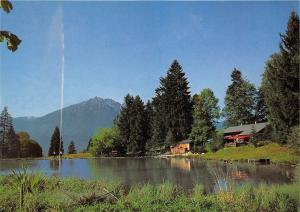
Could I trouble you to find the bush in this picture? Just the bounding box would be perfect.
[205,140,223,152]
[287,126,300,148]
[89,127,125,156]
[192,145,207,153]
[203,131,224,152]
[255,140,272,147]
[18,131,43,158]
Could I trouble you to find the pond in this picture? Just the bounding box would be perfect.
[0,158,295,193]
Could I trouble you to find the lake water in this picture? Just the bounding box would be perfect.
[0,158,295,193]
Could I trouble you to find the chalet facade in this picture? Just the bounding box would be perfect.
[170,140,191,154]
[223,122,269,147]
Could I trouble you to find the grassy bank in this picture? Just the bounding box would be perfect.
[62,152,93,159]
[192,143,299,165]
[40,152,93,160]
[0,173,299,211]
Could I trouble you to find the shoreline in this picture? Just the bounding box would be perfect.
[0,143,298,166]
[0,155,298,167]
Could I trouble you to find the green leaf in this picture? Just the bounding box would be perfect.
[0,31,21,52]
[7,33,21,52]
[0,0,13,13]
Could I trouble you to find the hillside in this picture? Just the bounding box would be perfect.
[13,97,121,153]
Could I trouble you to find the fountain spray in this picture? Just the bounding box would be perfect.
[59,7,64,160]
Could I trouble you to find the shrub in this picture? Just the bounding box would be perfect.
[0,188,18,212]
[205,140,223,152]
[287,125,300,148]
[205,131,225,152]
[255,140,272,147]
[89,127,125,156]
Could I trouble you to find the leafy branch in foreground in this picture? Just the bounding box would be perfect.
[0,0,21,52]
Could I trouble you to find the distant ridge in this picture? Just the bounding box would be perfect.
[13,97,121,153]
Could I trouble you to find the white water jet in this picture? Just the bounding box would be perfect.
[59,7,64,158]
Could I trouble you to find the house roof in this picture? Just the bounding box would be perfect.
[171,140,192,147]
[177,140,192,144]
[223,122,269,135]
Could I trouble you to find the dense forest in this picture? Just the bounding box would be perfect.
[88,11,299,156]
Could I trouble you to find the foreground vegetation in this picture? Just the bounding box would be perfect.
[194,143,299,165]
[0,172,298,212]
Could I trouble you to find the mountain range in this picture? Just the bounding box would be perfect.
[13,97,121,154]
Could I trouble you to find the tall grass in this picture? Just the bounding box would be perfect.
[8,167,45,210]
[0,170,298,211]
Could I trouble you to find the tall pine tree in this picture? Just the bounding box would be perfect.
[48,126,61,156]
[68,140,77,154]
[144,101,154,150]
[261,11,299,142]
[255,88,268,123]
[117,95,148,154]
[117,94,134,148]
[152,60,193,145]
[150,92,167,147]
[0,107,20,158]
[223,68,257,126]
[128,96,148,154]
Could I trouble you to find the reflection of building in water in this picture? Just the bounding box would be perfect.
[230,170,248,180]
[170,158,191,171]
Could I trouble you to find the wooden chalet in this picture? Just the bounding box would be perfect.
[223,122,269,147]
[170,140,191,154]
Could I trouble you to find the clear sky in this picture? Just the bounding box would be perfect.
[0,1,298,117]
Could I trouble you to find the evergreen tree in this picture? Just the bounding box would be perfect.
[189,89,220,147]
[223,68,257,126]
[152,60,193,145]
[261,11,299,142]
[150,93,166,147]
[86,138,92,152]
[116,95,148,154]
[48,126,61,156]
[117,94,134,147]
[0,107,20,158]
[165,129,175,146]
[255,88,268,123]
[7,126,20,158]
[144,101,154,150]
[68,140,77,154]
[128,96,147,154]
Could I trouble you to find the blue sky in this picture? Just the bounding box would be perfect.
[0,1,298,117]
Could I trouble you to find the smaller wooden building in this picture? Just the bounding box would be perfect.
[170,140,191,154]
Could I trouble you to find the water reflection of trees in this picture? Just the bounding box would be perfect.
[207,162,296,193]
[0,159,38,172]
[49,159,62,171]
[83,158,295,194]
